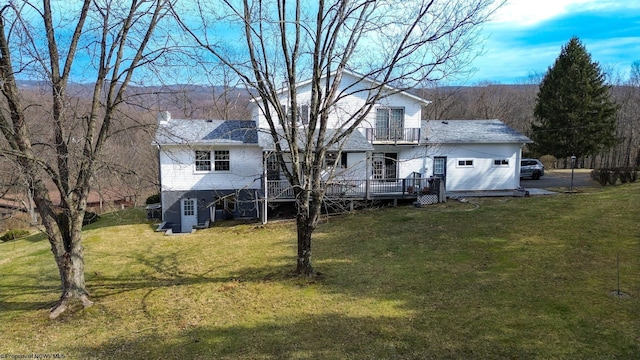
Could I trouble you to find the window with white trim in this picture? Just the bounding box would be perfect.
[494,159,509,166]
[282,104,310,125]
[213,150,230,171]
[195,151,211,172]
[195,150,230,172]
[457,159,474,167]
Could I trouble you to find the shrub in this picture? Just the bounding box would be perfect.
[145,193,160,204]
[83,211,101,226]
[591,167,637,186]
[539,155,556,169]
[618,168,631,184]
[591,168,610,186]
[0,229,30,242]
[55,211,101,232]
[608,169,619,186]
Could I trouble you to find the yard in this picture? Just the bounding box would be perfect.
[1,183,638,359]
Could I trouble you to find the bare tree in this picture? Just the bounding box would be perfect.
[0,0,173,318]
[176,0,502,276]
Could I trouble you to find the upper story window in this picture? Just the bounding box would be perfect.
[376,108,404,129]
[375,108,405,140]
[281,104,310,125]
[195,151,211,172]
[213,150,230,171]
[195,150,230,172]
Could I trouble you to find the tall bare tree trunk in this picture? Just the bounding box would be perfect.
[49,231,93,319]
[296,212,314,276]
[294,189,322,276]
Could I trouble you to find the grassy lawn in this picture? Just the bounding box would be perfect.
[1,183,639,359]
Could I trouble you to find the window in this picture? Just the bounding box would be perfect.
[195,150,230,172]
[182,199,195,216]
[214,194,236,212]
[195,151,211,172]
[266,154,280,180]
[372,153,398,180]
[324,152,347,169]
[214,150,230,171]
[299,105,309,125]
[494,159,509,166]
[281,104,310,125]
[325,152,339,168]
[457,159,474,167]
[375,107,405,140]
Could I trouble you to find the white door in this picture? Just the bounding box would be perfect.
[180,198,198,233]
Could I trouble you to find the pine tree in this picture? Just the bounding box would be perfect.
[531,37,618,159]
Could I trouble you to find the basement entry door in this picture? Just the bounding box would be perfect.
[180,198,198,233]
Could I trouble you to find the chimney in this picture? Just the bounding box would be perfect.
[157,111,171,125]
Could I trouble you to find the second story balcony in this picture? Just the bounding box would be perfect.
[366,127,421,144]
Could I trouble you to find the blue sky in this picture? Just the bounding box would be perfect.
[466,0,640,84]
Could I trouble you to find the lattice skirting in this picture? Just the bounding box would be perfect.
[418,194,439,205]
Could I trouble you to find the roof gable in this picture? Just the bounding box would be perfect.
[254,69,431,106]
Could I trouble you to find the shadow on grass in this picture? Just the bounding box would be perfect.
[7,208,150,243]
[7,189,640,357]
[0,285,61,312]
[19,231,48,243]
[82,208,150,231]
[87,247,298,301]
[70,312,539,359]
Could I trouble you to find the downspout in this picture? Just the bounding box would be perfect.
[517,143,526,188]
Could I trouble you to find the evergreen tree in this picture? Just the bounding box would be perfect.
[531,37,618,159]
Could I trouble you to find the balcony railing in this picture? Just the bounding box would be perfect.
[366,127,421,144]
[265,177,440,201]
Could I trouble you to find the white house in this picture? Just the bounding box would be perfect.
[154,72,532,232]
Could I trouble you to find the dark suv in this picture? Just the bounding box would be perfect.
[520,159,544,180]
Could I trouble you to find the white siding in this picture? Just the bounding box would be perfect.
[159,145,263,191]
[255,72,425,132]
[370,145,429,179]
[427,143,523,191]
[333,152,368,181]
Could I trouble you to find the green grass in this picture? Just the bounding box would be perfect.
[1,184,639,359]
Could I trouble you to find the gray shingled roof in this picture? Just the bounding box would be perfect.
[258,128,374,152]
[155,119,258,145]
[421,119,532,144]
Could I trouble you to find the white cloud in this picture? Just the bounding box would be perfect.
[493,0,578,26]
[491,0,614,26]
